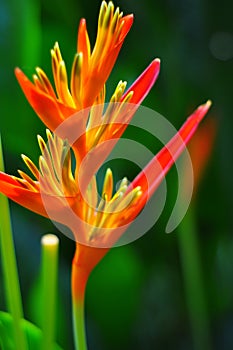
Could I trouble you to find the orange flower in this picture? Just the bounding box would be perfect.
[0,2,212,346]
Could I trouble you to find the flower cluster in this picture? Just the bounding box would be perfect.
[0,1,211,267]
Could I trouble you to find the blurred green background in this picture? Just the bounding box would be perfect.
[0,0,232,349]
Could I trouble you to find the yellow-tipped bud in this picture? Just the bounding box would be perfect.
[102,168,113,200]
[103,2,114,29]
[21,154,39,180]
[37,135,46,153]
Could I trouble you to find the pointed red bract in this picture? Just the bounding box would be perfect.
[130,101,212,212]
[121,59,160,105]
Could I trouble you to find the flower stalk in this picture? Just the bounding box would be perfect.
[71,247,89,350]
[178,206,211,350]
[71,243,108,350]
[0,136,28,350]
[41,234,59,350]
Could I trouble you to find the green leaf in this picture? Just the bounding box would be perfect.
[0,311,64,350]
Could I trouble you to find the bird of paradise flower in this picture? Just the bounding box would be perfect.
[0,1,211,349]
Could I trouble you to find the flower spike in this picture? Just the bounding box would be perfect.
[1,4,213,349]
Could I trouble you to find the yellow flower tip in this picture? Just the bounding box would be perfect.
[73,53,83,75]
[37,134,42,141]
[205,100,212,108]
[46,128,52,140]
[21,153,31,167]
[131,190,142,204]
[112,80,128,101]
[33,73,39,81]
[202,99,212,116]
[106,167,113,177]
[99,1,108,26]
[119,177,128,188]
[37,134,44,144]
[54,41,60,50]
[58,61,67,81]
[200,99,212,114]
[21,154,39,180]
[134,185,142,192]
[99,1,123,31]
[123,90,134,103]
[17,169,24,177]
[52,41,63,63]
[35,66,42,75]
[102,168,113,199]
[37,135,47,154]
[103,2,115,29]
[111,7,120,32]
[193,99,213,124]
[50,48,55,57]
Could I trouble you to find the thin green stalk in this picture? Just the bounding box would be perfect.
[72,299,87,350]
[178,205,211,350]
[71,259,88,350]
[41,234,59,350]
[17,0,41,67]
[0,136,28,350]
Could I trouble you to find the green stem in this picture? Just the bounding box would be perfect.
[72,299,87,350]
[41,234,59,350]
[178,206,211,350]
[17,0,41,67]
[71,261,88,350]
[0,136,28,350]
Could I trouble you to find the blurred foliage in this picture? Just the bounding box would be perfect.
[0,0,233,349]
[0,311,63,349]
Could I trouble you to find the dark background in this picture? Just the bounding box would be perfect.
[0,0,232,349]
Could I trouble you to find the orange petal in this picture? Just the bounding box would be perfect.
[121,59,160,104]
[0,172,47,217]
[117,14,134,43]
[15,68,76,131]
[0,172,82,229]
